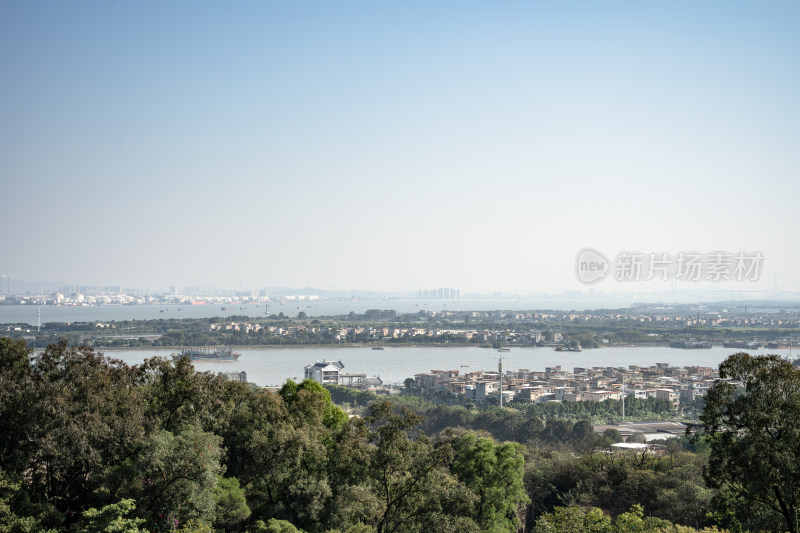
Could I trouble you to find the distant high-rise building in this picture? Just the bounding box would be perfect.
[418,287,461,300]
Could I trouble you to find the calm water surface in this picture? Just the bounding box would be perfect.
[96,345,795,387]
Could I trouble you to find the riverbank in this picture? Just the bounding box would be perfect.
[94,342,646,352]
[79,344,759,388]
[61,340,774,353]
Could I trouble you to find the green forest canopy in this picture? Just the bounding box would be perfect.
[0,338,797,532]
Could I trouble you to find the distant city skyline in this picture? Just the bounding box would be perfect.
[0,276,797,303]
[2,2,798,294]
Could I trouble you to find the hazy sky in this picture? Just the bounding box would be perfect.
[1,1,798,293]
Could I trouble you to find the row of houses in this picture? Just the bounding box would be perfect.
[209,322,265,333]
[207,321,563,344]
[413,362,718,406]
[420,309,800,328]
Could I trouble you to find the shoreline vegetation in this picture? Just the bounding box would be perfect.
[4,304,799,353]
[94,342,654,352]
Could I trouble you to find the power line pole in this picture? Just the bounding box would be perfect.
[622,373,626,423]
[499,355,503,409]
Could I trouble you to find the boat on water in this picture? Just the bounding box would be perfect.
[372,346,385,350]
[172,346,241,361]
[669,340,712,349]
[767,339,800,349]
[497,347,511,352]
[722,340,764,350]
[554,345,582,352]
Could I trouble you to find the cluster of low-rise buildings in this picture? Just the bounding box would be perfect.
[300,356,716,409]
[209,322,265,334]
[413,363,717,407]
[304,359,384,390]
[206,321,563,344]
[429,308,800,328]
[205,321,553,343]
[2,292,152,306]
[0,291,273,307]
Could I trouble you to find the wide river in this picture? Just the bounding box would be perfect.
[92,345,796,387]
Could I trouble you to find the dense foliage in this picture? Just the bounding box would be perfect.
[694,352,800,533]
[0,338,794,532]
[326,385,682,442]
[0,339,528,532]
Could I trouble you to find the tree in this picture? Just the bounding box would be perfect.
[82,499,148,533]
[175,520,215,532]
[1,341,148,519]
[534,504,728,533]
[241,384,335,530]
[324,525,376,533]
[0,337,31,378]
[696,352,800,533]
[140,355,233,434]
[533,505,612,533]
[279,379,348,431]
[0,338,34,475]
[603,428,623,443]
[334,401,478,533]
[626,433,646,444]
[214,476,251,530]
[0,467,47,533]
[249,519,305,533]
[134,426,223,531]
[570,420,593,441]
[541,419,573,442]
[450,432,529,532]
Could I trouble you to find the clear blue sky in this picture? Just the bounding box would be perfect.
[1,1,798,293]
